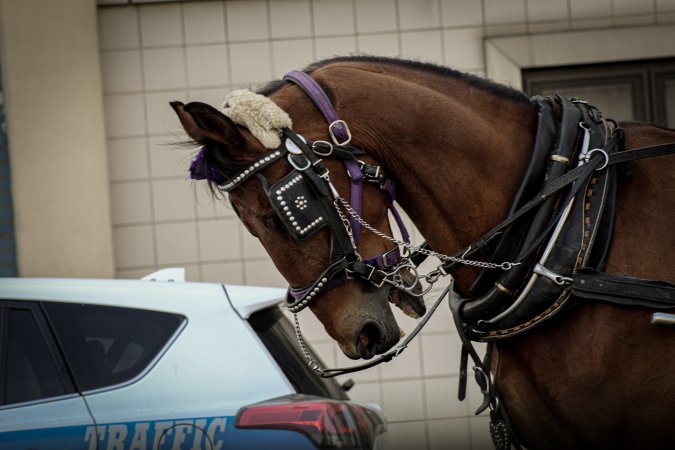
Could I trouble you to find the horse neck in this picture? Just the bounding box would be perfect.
[313,64,538,289]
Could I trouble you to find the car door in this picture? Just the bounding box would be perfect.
[0,301,97,450]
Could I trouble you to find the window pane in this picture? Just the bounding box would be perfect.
[537,83,635,122]
[44,303,184,391]
[5,309,65,405]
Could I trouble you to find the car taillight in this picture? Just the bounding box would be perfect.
[235,399,384,449]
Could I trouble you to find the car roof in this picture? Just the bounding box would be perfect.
[0,274,286,318]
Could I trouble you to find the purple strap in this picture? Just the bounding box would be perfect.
[283,70,351,144]
[344,159,364,246]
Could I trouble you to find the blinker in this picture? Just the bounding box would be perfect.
[268,169,332,240]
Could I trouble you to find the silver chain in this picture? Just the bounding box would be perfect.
[293,312,324,374]
[335,197,519,271]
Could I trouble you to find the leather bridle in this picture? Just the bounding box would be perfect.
[216,74,413,313]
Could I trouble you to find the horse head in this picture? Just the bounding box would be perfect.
[171,90,425,360]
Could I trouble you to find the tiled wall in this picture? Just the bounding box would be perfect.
[98,1,675,448]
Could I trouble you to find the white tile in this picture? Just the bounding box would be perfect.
[400,30,443,63]
[188,88,228,108]
[613,0,655,15]
[116,267,156,279]
[443,27,484,70]
[313,0,355,36]
[142,47,187,90]
[270,0,312,39]
[569,0,612,19]
[110,181,153,225]
[139,3,184,47]
[148,135,193,178]
[527,20,571,33]
[484,0,526,24]
[421,333,462,376]
[183,1,226,44]
[315,36,357,60]
[355,0,398,33]
[428,417,471,450]
[311,341,338,368]
[424,376,469,419]
[229,42,273,84]
[155,221,200,265]
[657,0,675,11]
[570,17,613,30]
[145,90,187,135]
[469,415,493,450]
[357,33,400,57]
[113,225,156,268]
[484,23,527,36]
[200,261,244,284]
[107,137,150,181]
[244,259,286,286]
[195,183,236,219]
[198,218,243,261]
[526,0,569,23]
[398,0,441,30]
[183,264,202,282]
[98,0,128,5]
[657,11,675,23]
[347,381,383,407]
[186,44,229,87]
[380,338,423,380]
[271,40,315,78]
[98,7,140,50]
[384,421,427,450]
[613,14,656,26]
[381,379,425,421]
[226,0,269,41]
[104,94,147,138]
[440,0,483,27]
[152,179,196,222]
[241,228,269,259]
[101,50,143,94]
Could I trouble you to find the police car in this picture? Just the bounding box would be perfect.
[0,269,388,450]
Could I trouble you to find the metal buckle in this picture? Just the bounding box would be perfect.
[328,120,352,145]
[312,140,334,156]
[287,154,311,171]
[583,148,609,170]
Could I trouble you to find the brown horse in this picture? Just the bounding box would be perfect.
[172,56,675,449]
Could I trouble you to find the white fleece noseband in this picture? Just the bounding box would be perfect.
[221,89,292,149]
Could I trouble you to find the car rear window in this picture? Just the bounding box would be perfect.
[43,303,185,392]
[248,307,348,400]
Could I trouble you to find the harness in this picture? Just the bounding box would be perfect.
[198,70,675,450]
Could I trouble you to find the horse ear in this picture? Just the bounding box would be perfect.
[170,101,244,148]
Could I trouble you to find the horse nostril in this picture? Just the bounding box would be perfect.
[357,321,381,359]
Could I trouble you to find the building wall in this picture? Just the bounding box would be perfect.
[0,0,114,278]
[97,1,675,449]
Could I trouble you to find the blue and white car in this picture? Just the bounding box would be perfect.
[0,269,388,450]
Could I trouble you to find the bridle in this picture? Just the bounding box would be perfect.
[216,72,416,315]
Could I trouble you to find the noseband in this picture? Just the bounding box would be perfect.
[215,72,413,313]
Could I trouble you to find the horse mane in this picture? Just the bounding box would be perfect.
[257,55,531,106]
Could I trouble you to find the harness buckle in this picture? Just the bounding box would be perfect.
[312,140,334,156]
[287,153,311,171]
[329,120,352,145]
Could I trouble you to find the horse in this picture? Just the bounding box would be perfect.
[171,56,675,449]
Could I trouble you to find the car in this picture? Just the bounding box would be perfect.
[0,268,388,450]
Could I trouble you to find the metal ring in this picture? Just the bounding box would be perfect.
[585,148,609,171]
[285,134,307,155]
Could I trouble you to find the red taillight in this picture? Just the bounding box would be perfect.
[236,399,384,449]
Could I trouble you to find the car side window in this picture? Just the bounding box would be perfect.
[43,303,185,392]
[3,308,67,405]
